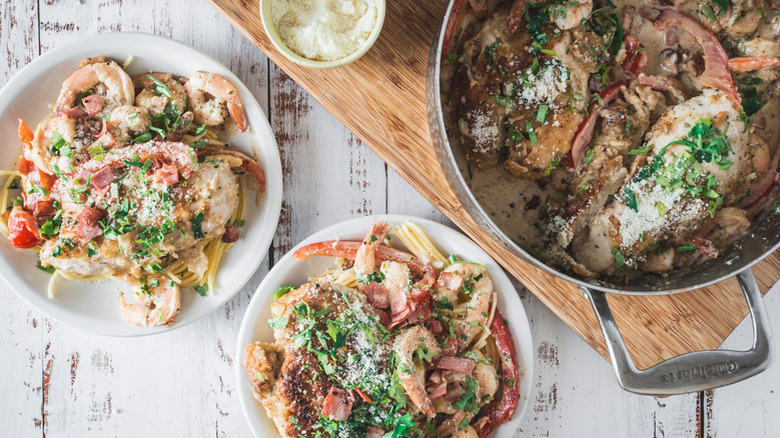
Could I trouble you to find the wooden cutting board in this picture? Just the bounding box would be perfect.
[208,0,780,370]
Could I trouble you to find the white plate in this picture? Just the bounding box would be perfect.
[0,32,283,336]
[235,215,534,437]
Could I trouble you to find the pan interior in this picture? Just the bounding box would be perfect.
[427,3,780,295]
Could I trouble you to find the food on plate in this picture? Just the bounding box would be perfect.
[442,0,779,279]
[271,0,379,61]
[0,56,266,327]
[242,221,521,437]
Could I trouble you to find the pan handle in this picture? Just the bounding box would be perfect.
[583,269,775,395]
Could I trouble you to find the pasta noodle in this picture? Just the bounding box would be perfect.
[2,124,253,301]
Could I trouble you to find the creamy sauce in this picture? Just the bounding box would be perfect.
[444,0,780,277]
[271,0,378,61]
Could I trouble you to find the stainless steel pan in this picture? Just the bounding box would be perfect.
[426,0,780,395]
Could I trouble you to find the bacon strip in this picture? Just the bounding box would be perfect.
[622,35,648,77]
[320,387,355,421]
[76,207,104,243]
[435,356,476,374]
[81,94,103,116]
[90,166,116,191]
[441,0,468,55]
[506,0,528,34]
[640,6,740,108]
[566,81,628,171]
[428,382,448,399]
[728,57,780,72]
[221,224,239,243]
[365,426,385,438]
[153,163,179,187]
[363,282,389,308]
[638,74,687,103]
[61,107,89,119]
[443,382,465,402]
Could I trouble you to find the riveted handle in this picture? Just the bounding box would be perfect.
[584,270,775,396]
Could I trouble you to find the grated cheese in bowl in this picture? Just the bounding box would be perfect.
[271,0,379,62]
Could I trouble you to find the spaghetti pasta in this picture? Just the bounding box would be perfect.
[243,220,519,437]
[2,59,266,327]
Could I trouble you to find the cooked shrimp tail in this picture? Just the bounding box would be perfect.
[185,72,247,132]
[54,59,134,115]
[393,325,441,417]
[118,280,181,327]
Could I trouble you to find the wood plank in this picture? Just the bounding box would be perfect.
[206,0,780,371]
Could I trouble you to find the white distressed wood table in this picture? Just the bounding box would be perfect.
[1,1,778,437]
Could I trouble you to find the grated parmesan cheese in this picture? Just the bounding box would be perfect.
[514,59,568,109]
[617,179,706,248]
[271,0,378,61]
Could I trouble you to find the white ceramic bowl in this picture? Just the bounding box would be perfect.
[235,214,534,437]
[0,32,283,336]
[259,0,386,68]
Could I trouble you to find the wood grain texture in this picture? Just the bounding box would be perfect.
[1,0,778,436]
[207,0,780,371]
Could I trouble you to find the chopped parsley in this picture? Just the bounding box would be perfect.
[266,317,289,329]
[612,246,626,268]
[191,211,205,239]
[274,285,295,300]
[146,74,173,98]
[194,284,208,296]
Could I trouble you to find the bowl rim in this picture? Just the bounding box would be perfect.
[259,0,387,69]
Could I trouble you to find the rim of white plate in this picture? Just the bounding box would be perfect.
[0,32,283,337]
[235,214,534,437]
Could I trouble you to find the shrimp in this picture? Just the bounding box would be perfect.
[551,1,592,30]
[29,115,76,174]
[471,351,499,400]
[184,72,248,132]
[393,325,441,417]
[354,221,392,286]
[728,57,780,72]
[118,280,180,327]
[54,59,134,115]
[441,263,493,351]
[134,73,189,116]
[243,341,281,397]
[382,260,415,324]
[107,105,151,144]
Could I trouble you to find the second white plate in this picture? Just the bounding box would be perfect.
[0,32,283,336]
[235,215,534,437]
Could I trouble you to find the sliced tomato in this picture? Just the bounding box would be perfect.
[8,207,44,249]
[477,310,520,438]
[17,119,34,149]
